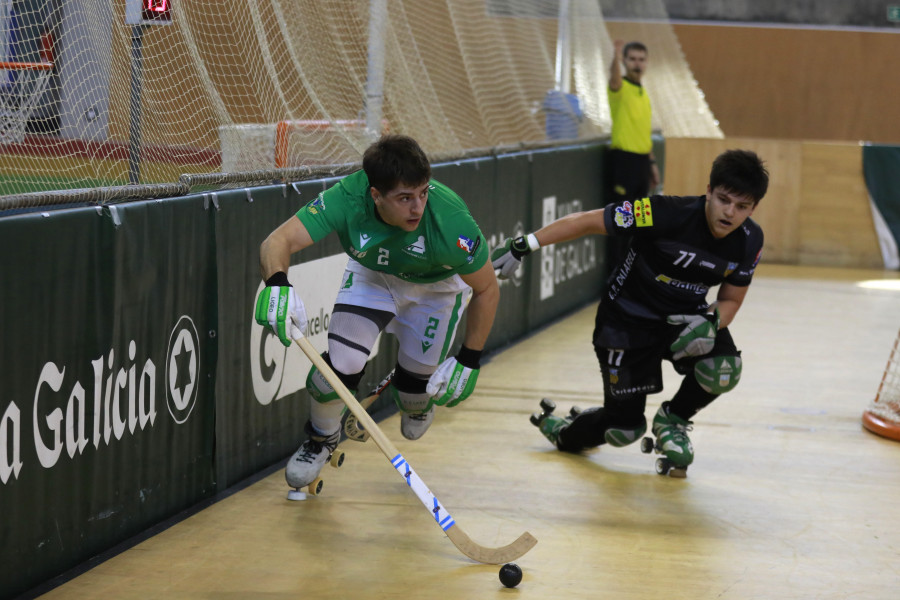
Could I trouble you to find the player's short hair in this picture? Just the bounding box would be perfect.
[363,134,432,195]
[709,149,769,204]
[623,41,648,57]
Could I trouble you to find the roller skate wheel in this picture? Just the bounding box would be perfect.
[330,450,346,468]
[569,406,582,418]
[655,458,670,476]
[539,398,557,412]
[286,489,308,501]
[529,413,542,426]
[308,478,324,496]
[640,437,654,454]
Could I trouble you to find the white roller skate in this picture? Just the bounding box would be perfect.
[285,423,342,497]
[393,385,435,440]
[401,408,435,440]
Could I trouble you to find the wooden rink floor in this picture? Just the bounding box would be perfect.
[38,264,900,599]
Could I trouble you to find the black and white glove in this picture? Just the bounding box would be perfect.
[490,234,541,279]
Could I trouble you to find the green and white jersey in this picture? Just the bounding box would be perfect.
[296,170,488,284]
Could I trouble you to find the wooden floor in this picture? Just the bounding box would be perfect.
[37,264,900,599]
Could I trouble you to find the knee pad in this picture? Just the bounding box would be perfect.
[306,352,364,404]
[694,355,742,394]
[389,364,431,413]
[604,418,648,447]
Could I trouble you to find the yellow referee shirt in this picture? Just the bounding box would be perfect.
[608,78,652,155]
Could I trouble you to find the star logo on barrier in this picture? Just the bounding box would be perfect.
[166,315,200,424]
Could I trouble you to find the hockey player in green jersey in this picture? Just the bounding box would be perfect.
[255,135,499,491]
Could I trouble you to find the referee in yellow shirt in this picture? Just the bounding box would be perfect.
[608,39,660,203]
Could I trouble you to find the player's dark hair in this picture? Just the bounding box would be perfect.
[623,41,648,57]
[363,134,432,195]
[709,149,769,204]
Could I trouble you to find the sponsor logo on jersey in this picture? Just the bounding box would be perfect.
[359,232,372,248]
[306,194,325,215]
[724,262,738,277]
[614,201,635,228]
[634,198,653,227]
[655,274,709,295]
[699,260,716,270]
[406,236,426,255]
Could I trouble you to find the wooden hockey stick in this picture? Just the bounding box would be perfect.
[295,336,537,564]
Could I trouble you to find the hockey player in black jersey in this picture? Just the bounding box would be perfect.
[492,149,768,476]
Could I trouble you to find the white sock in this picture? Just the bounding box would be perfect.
[310,399,344,435]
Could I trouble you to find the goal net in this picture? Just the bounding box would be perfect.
[863,329,900,442]
[0,0,721,203]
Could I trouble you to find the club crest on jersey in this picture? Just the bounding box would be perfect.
[306,194,326,215]
[614,201,635,228]
[634,198,653,227]
[457,235,480,263]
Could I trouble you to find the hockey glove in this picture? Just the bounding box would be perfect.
[490,234,541,280]
[426,346,482,407]
[254,272,308,347]
[667,308,720,360]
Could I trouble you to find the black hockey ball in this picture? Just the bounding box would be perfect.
[499,562,523,588]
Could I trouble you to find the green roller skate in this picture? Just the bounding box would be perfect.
[640,401,694,478]
[530,398,581,447]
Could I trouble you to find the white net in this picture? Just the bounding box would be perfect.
[0,0,721,201]
[863,329,900,440]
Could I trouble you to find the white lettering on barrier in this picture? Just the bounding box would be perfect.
[1,315,196,484]
[0,402,23,483]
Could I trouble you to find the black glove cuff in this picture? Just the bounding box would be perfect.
[265,271,291,287]
[455,345,483,370]
[510,236,531,260]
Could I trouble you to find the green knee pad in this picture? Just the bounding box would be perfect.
[604,421,648,447]
[306,365,352,404]
[694,355,742,394]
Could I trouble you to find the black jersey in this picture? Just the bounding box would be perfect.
[599,195,763,330]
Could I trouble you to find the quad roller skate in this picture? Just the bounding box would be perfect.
[530,398,581,446]
[286,425,345,500]
[289,373,396,500]
[640,402,694,478]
